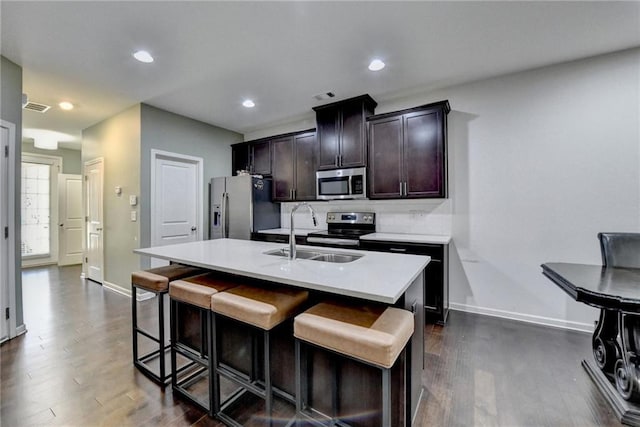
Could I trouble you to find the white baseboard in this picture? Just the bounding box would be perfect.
[16,323,27,336]
[135,290,155,302]
[449,302,594,333]
[102,281,155,301]
[103,281,131,298]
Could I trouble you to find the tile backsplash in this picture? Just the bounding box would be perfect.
[280,199,452,236]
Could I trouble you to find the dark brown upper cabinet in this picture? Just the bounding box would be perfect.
[368,100,450,199]
[271,130,317,202]
[231,142,250,175]
[313,95,377,170]
[250,139,271,175]
[231,138,272,176]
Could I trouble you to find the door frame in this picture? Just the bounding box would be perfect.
[21,152,62,267]
[1,120,16,341]
[83,157,104,282]
[57,173,83,266]
[150,149,204,248]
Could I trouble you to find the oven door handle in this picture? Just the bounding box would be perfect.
[306,237,360,247]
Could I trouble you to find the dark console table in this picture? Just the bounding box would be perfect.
[542,262,640,426]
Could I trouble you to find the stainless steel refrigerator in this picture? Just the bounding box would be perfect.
[210,175,280,240]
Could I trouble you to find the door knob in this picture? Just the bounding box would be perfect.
[59,224,64,227]
[191,226,197,231]
[96,228,103,231]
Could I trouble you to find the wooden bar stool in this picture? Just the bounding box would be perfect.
[210,285,309,426]
[131,264,205,386]
[294,301,414,427]
[168,273,237,412]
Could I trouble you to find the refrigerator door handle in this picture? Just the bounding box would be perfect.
[221,192,227,238]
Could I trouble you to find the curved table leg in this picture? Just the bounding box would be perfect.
[593,308,620,373]
[615,312,640,402]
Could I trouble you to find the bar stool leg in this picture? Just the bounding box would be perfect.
[170,298,178,389]
[132,285,139,364]
[264,330,273,427]
[382,368,391,427]
[210,312,221,418]
[158,291,166,382]
[294,339,302,427]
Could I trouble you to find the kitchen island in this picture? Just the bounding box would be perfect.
[135,238,429,426]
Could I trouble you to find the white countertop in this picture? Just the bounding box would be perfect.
[260,229,451,244]
[134,239,429,304]
[258,228,323,236]
[360,233,451,245]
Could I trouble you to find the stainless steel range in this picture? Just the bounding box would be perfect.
[306,212,375,248]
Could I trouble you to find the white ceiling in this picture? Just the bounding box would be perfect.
[2,1,639,150]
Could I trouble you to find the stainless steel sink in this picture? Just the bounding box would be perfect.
[264,248,362,263]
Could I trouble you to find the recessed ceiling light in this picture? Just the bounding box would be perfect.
[133,50,154,63]
[59,101,74,110]
[368,59,385,71]
[242,100,255,108]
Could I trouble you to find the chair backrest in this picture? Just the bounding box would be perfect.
[598,232,640,268]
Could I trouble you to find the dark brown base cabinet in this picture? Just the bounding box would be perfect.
[367,100,450,199]
[359,239,449,324]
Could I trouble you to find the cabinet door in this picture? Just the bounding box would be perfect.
[271,136,294,201]
[424,259,442,315]
[294,132,317,201]
[404,110,445,197]
[315,108,340,170]
[231,143,250,175]
[339,101,366,168]
[251,140,271,175]
[368,116,403,199]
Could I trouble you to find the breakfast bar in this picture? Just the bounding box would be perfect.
[135,238,430,426]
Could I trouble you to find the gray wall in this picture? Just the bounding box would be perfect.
[1,56,23,328]
[139,104,242,261]
[22,140,82,174]
[82,104,141,293]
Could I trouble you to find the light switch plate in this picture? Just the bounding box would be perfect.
[130,210,137,221]
[129,195,138,206]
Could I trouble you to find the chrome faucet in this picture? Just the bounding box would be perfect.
[289,202,317,260]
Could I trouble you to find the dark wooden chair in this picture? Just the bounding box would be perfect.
[598,232,640,269]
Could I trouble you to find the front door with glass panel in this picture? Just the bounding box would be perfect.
[21,154,61,266]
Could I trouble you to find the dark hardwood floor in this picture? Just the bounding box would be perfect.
[1,265,620,426]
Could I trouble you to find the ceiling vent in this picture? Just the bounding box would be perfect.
[23,101,51,113]
[313,92,336,101]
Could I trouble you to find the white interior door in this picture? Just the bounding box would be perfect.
[84,159,104,283]
[150,150,203,267]
[58,174,83,266]
[1,120,16,342]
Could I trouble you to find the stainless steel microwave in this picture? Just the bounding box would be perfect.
[316,167,367,200]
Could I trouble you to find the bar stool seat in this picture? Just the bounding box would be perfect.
[131,264,205,386]
[210,285,309,426]
[211,285,309,330]
[294,301,414,426]
[169,273,237,411]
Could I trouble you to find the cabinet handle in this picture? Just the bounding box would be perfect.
[399,182,403,195]
[339,155,342,166]
[293,188,296,199]
[389,247,407,253]
[403,182,407,196]
[335,155,339,166]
